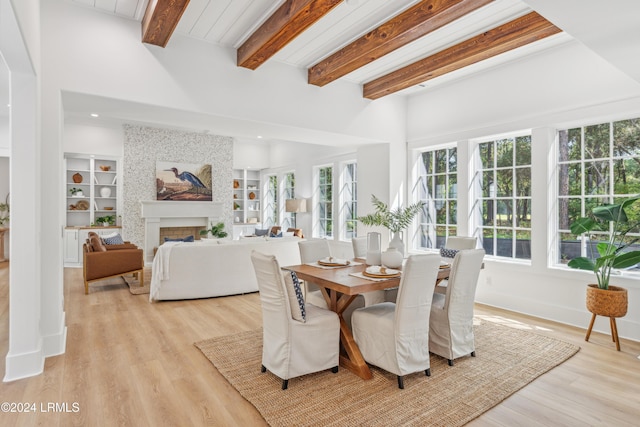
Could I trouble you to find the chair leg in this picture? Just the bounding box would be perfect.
[260,365,266,373]
[282,379,288,390]
[139,269,144,287]
[610,317,621,351]
[331,366,338,373]
[425,368,431,377]
[585,313,597,342]
[448,359,454,367]
[84,280,89,295]
[471,351,476,357]
[397,376,404,389]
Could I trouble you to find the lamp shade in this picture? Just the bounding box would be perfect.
[285,198,307,213]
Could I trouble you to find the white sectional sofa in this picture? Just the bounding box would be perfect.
[150,237,303,301]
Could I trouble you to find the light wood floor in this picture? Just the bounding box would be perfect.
[1,263,639,426]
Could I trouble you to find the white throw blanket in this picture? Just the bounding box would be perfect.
[153,241,181,281]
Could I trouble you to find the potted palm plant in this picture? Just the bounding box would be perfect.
[568,195,640,349]
[358,194,424,255]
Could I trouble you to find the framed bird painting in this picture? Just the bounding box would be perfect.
[156,161,212,201]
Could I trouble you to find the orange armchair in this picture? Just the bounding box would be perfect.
[82,232,144,294]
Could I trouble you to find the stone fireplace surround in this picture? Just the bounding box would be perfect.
[140,200,223,263]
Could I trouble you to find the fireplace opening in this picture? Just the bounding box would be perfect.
[159,226,206,245]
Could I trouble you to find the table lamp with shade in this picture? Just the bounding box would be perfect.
[285,198,307,228]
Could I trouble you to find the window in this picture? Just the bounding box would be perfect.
[557,118,640,266]
[414,147,457,249]
[283,172,295,228]
[264,174,278,228]
[477,134,532,259]
[341,162,357,240]
[317,166,333,237]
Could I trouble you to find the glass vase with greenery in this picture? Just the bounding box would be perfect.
[568,195,640,289]
[358,195,424,233]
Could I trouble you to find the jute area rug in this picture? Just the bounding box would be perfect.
[195,319,579,427]
[121,266,151,295]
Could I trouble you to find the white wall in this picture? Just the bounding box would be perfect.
[407,40,640,144]
[406,39,640,341]
[64,120,123,156]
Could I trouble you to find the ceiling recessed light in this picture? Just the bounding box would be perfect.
[6,104,10,108]
[257,135,263,139]
[90,113,99,118]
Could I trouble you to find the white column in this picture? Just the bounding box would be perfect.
[2,0,46,380]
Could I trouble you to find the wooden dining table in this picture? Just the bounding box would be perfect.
[283,258,451,380]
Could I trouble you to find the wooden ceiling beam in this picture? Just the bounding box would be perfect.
[237,0,342,70]
[141,0,190,47]
[308,0,494,87]
[363,11,562,100]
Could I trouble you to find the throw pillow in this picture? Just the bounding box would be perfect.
[103,233,125,245]
[269,231,283,238]
[255,228,269,236]
[283,270,306,322]
[440,247,459,259]
[164,235,194,242]
[282,231,295,237]
[89,234,106,252]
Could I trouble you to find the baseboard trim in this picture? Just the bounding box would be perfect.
[3,343,44,382]
[43,311,67,357]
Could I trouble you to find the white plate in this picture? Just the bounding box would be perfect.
[319,257,349,266]
[365,266,399,275]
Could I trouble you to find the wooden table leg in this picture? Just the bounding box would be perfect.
[320,289,372,380]
[337,316,373,380]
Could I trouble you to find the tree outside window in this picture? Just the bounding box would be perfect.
[318,166,333,237]
[477,134,531,259]
[557,118,640,266]
[414,146,457,249]
[264,174,278,228]
[341,162,357,240]
[283,172,295,228]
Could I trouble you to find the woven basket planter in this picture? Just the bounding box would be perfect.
[586,284,628,318]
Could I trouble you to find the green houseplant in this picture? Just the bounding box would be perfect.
[358,195,424,254]
[95,215,115,226]
[568,195,640,350]
[200,222,228,239]
[568,195,640,289]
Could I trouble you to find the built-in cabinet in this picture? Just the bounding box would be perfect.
[232,169,262,239]
[63,226,122,267]
[65,154,121,227]
[64,153,123,267]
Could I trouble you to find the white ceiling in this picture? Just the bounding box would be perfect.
[68,0,566,91]
[25,0,640,145]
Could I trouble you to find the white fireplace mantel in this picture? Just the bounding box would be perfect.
[140,200,223,262]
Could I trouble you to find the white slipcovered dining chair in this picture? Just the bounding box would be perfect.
[436,236,478,294]
[429,248,485,366]
[298,239,332,308]
[351,236,367,258]
[250,251,339,390]
[444,236,477,250]
[351,254,441,389]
